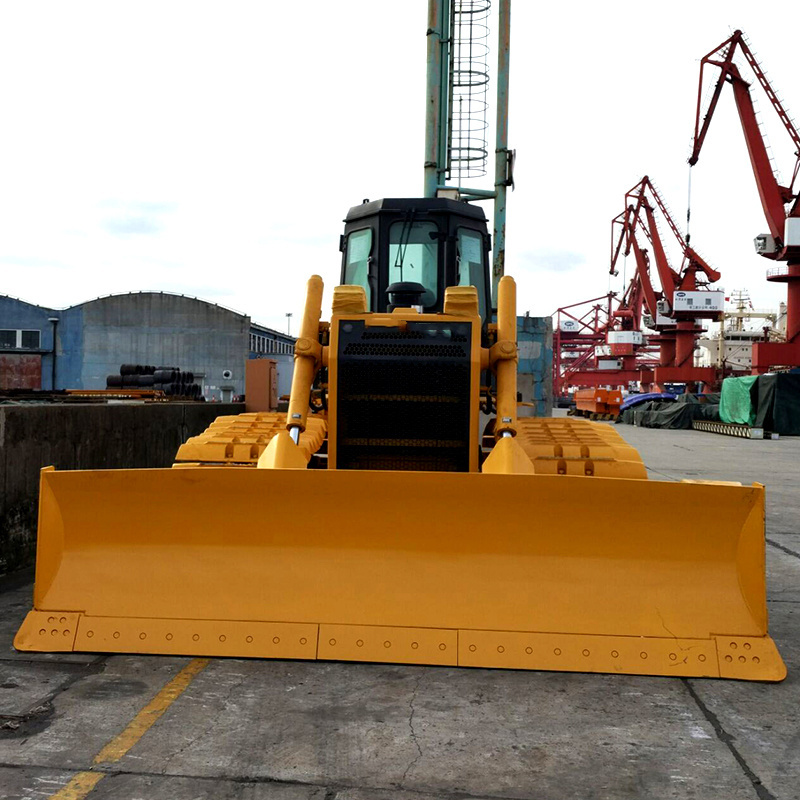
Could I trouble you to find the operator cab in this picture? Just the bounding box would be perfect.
[340,197,492,322]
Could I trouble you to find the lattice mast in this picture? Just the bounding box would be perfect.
[424,0,513,303]
[447,2,491,183]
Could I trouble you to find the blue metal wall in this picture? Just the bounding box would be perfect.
[0,295,84,390]
[517,315,553,417]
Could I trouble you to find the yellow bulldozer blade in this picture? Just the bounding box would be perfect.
[15,465,785,681]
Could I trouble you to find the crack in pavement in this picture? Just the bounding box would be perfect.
[683,679,776,800]
[643,466,681,482]
[0,760,538,800]
[767,538,800,560]
[160,669,247,775]
[400,671,425,788]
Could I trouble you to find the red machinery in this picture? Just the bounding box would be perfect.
[552,290,658,399]
[554,293,635,400]
[689,30,800,372]
[611,176,724,390]
[608,205,657,379]
[572,387,624,419]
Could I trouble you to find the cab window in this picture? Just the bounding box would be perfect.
[344,228,372,304]
[456,228,487,319]
[388,221,439,308]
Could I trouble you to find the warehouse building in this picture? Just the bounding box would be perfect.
[0,292,295,401]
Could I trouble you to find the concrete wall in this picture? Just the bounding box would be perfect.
[1,293,252,399]
[0,402,244,575]
[80,294,249,398]
[517,315,554,417]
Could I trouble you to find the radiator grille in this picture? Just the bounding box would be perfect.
[336,320,472,471]
[343,342,467,358]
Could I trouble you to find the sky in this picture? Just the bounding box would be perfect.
[0,1,797,333]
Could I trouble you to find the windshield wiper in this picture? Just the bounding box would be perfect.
[393,209,416,282]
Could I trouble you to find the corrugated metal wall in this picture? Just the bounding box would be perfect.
[517,315,553,417]
[79,294,249,399]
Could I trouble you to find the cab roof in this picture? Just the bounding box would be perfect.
[345,197,488,223]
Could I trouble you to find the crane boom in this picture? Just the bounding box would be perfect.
[609,178,723,391]
[624,177,721,306]
[610,205,660,322]
[689,30,800,368]
[689,30,800,247]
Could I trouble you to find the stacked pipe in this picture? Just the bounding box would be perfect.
[106,365,202,399]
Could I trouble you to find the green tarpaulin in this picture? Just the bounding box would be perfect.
[616,375,800,435]
[622,400,720,429]
[719,376,758,425]
[618,395,721,428]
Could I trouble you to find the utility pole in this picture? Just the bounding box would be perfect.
[423,0,450,198]
[47,317,59,390]
[492,0,511,301]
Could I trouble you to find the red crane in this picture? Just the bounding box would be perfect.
[552,293,619,400]
[689,29,800,371]
[611,177,724,390]
[552,287,659,398]
[607,206,658,383]
[610,204,659,330]
[553,175,723,397]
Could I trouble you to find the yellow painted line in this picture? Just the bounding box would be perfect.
[47,657,210,800]
[94,657,210,763]
[47,772,104,800]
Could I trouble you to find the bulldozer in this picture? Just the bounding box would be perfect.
[15,197,786,681]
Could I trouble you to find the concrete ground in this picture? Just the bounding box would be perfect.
[1,424,799,800]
